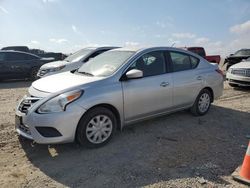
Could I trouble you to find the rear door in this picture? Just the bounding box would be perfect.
[122,50,173,123]
[168,51,202,108]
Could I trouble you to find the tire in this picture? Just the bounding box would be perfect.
[30,67,39,80]
[76,107,117,148]
[190,89,212,116]
[229,83,239,88]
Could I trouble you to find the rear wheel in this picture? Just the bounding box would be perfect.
[76,107,117,148]
[190,89,212,116]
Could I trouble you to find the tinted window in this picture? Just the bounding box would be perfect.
[130,51,166,77]
[190,56,199,68]
[6,52,38,61]
[170,52,192,72]
[0,53,6,61]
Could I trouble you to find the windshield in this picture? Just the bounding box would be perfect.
[65,49,92,62]
[77,50,135,77]
[234,49,250,56]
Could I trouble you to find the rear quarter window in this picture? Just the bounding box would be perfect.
[169,51,200,72]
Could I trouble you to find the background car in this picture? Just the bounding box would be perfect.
[182,47,221,64]
[224,49,250,70]
[2,46,67,61]
[37,46,119,78]
[16,47,223,148]
[0,50,54,81]
[226,57,250,87]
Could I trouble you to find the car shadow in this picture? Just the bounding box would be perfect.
[19,105,250,187]
[0,80,32,89]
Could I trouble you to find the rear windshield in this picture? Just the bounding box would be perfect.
[187,48,205,57]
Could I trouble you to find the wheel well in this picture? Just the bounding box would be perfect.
[85,104,122,130]
[203,87,214,102]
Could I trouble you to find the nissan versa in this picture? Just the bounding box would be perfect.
[16,47,223,148]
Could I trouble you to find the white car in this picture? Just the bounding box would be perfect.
[226,57,250,87]
[37,47,118,78]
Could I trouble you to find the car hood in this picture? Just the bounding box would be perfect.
[31,72,103,94]
[40,60,69,69]
[231,61,250,69]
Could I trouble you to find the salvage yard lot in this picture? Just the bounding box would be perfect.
[0,81,249,188]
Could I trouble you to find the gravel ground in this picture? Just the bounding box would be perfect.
[0,79,249,188]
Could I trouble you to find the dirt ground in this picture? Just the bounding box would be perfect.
[0,78,250,187]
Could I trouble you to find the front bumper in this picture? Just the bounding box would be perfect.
[226,72,250,86]
[15,100,86,144]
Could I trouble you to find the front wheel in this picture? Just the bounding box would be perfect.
[190,89,212,116]
[76,107,117,148]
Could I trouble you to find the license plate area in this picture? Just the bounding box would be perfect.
[15,115,31,135]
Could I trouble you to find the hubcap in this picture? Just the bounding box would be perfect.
[198,93,210,113]
[86,115,113,144]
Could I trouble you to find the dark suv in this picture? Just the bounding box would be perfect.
[0,50,54,81]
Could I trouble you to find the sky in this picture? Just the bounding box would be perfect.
[0,0,250,56]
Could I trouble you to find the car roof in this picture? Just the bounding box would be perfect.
[0,50,40,57]
[85,46,120,51]
[111,46,199,53]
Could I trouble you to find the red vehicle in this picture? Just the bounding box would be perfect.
[183,47,221,64]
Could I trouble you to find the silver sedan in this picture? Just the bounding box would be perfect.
[15,47,223,147]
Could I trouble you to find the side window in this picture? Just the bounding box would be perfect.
[190,56,199,68]
[6,53,34,61]
[169,52,192,72]
[0,53,6,61]
[130,51,166,77]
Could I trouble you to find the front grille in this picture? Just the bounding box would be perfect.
[231,69,250,77]
[18,96,41,114]
[229,79,250,86]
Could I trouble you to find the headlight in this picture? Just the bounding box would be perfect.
[37,90,82,113]
[228,68,233,73]
[48,65,66,72]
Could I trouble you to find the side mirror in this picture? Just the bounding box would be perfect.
[126,69,143,79]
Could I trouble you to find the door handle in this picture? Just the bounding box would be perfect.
[196,76,202,80]
[160,82,169,87]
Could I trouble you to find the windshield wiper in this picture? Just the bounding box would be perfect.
[77,71,94,76]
